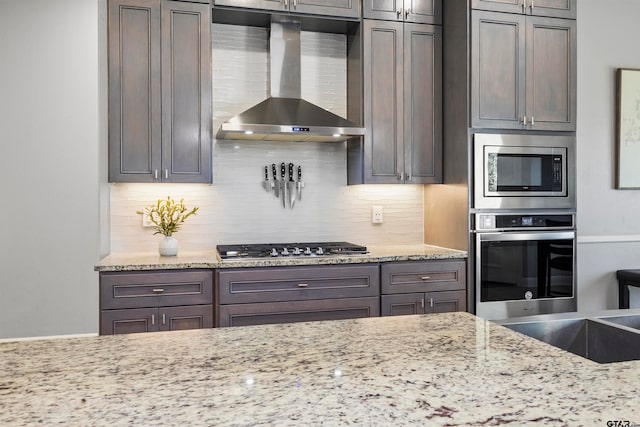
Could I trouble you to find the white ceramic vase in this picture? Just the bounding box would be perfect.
[159,235,179,256]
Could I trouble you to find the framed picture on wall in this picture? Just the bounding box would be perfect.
[616,68,640,189]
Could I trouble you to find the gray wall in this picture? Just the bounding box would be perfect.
[0,0,104,339]
[576,0,640,311]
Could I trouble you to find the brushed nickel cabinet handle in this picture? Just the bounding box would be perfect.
[522,116,528,126]
[429,298,434,308]
[522,0,526,13]
[154,169,158,179]
[397,9,402,19]
[530,0,534,13]
[151,314,155,325]
[531,116,535,126]
[293,0,297,8]
[164,169,168,179]
[420,298,425,309]
[405,8,410,19]
[420,276,432,280]
[162,313,166,325]
[297,283,309,288]
[284,0,288,7]
[152,288,165,294]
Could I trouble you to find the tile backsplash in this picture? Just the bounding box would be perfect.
[109,24,424,253]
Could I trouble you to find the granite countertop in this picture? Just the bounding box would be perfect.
[1,312,639,426]
[95,244,467,272]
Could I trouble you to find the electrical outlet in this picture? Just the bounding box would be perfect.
[372,206,383,224]
[142,212,154,228]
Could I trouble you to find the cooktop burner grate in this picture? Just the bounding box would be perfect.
[217,241,368,259]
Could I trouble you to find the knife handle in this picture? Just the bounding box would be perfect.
[272,164,277,180]
[288,163,294,181]
[297,165,302,181]
[280,162,286,179]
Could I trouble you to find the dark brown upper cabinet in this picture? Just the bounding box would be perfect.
[108,0,212,183]
[363,0,442,24]
[471,0,576,19]
[213,0,361,19]
[360,19,442,184]
[471,11,576,131]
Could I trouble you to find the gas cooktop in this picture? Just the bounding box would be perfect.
[217,242,368,259]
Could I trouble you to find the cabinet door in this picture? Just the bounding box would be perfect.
[405,0,441,25]
[101,308,160,335]
[363,0,403,21]
[471,11,526,129]
[527,0,576,19]
[160,305,213,331]
[213,0,288,13]
[161,1,212,183]
[363,20,404,184]
[524,16,576,131]
[404,23,442,184]
[381,293,426,316]
[108,0,161,183]
[218,297,380,327]
[295,0,360,18]
[425,290,467,314]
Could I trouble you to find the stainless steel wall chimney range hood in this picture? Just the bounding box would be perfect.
[216,16,364,143]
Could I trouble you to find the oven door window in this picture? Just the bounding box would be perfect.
[479,238,574,302]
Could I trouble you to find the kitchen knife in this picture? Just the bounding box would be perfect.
[272,164,279,198]
[280,162,287,208]
[296,165,304,201]
[288,163,296,208]
[262,166,271,192]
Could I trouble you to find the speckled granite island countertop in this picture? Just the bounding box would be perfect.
[95,244,467,271]
[1,312,639,426]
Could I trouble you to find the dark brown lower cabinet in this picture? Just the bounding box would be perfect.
[101,305,213,334]
[381,291,466,316]
[99,269,214,335]
[216,264,380,327]
[380,260,467,317]
[218,297,379,327]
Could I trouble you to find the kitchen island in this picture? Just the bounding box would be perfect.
[1,312,638,425]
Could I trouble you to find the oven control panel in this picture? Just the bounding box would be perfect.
[476,214,574,231]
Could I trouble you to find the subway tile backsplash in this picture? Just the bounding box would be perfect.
[109,24,424,253]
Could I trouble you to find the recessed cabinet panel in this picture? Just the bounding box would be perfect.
[364,20,403,182]
[471,11,526,129]
[429,290,467,313]
[163,305,213,330]
[161,1,212,183]
[213,0,286,13]
[404,24,441,182]
[109,0,161,182]
[101,308,159,334]
[364,0,402,20]
[381,293,426,316]
[525,16,576,131]
[295,0,360,19]
[471,0,523,15]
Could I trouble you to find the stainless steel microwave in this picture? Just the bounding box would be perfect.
[473,134,576,210]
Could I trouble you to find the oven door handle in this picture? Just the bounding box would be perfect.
[476,231,575,242]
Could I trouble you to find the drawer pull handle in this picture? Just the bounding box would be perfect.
[297,283,309,288]
[420,276,432,281]
[152,288,165,294]
[430,298,434,308]
[151,314,155,325]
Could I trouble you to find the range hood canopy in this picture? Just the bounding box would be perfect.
[216,16,364,143]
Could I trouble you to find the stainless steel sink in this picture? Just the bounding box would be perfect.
[496,311,640,364]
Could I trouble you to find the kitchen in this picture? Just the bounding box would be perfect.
[2,0,640,424]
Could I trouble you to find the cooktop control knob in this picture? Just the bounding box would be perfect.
[304,247,312,255]
[270,248,279,257]
[292,247,301,255]
[281,248,290,256]
[316,247,324,255]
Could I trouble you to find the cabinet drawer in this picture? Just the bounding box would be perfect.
[100,270,213,309]
[218,297,380,327]
[217,264,380,304]
[381,260,465,294]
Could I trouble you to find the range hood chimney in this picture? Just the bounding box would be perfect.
[216,16,364,142]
